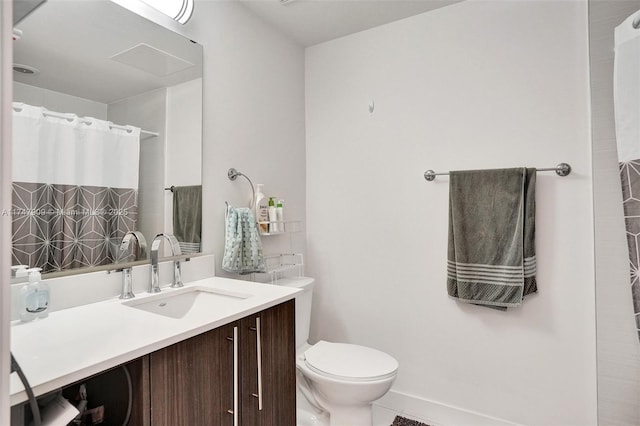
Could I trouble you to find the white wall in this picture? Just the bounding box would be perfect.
[164,78,203,234]
[113,0,307,273]
[13,82,107,119]
[108,88,167,247]
[589,1,640,425]
[305,1,596,425]
[170,1,307,274]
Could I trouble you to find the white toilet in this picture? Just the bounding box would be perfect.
[280,277,398,426]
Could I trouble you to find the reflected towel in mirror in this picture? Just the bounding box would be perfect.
[172,185,202,254]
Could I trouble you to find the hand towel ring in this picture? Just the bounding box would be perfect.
[228,168,256,209]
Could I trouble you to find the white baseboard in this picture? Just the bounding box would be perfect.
[374,390,520,426]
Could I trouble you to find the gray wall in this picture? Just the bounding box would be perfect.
[589,1,640,424]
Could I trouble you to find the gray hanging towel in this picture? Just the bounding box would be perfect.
[447,168,537,309]
[172,185,202,253]
[222,206,267,275]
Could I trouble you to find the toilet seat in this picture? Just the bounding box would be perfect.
[303,341,398,382]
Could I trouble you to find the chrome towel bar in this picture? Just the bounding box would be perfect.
[423,162,571,182]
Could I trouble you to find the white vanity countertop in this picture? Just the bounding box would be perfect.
[10,277,299,406]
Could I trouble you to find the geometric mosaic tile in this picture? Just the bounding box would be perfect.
[11,182,138,273]
[619,160,640,339]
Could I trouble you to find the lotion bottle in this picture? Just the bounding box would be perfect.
[268,197,277,233]
[276,199,284,232]
[254,184,269,233]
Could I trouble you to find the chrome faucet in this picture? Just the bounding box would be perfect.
[117,231,148,300]
[150,233,183,293]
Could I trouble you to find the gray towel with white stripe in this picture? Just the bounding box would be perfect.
[447,168,537,309]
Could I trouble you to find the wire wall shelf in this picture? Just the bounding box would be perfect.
[257,220,301,236]
[261,253,304,284]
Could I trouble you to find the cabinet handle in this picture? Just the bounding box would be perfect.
[228,327,239,426]
[250,317,264,411]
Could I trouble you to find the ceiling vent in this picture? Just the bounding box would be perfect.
[110,43,194,77]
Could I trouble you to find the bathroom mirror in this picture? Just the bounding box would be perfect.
[11,0,203,278]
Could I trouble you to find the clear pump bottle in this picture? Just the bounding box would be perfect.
[19,268,49,322]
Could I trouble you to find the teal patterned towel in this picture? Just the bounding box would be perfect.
[222,206,266,275]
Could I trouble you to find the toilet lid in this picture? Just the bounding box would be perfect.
[304,341,398,381]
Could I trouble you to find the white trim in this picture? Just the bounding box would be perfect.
[0,0,12,423]
[374,389,521,426]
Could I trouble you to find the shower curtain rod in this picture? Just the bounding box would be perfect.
[423,162,571,181]
[39,109,160,140]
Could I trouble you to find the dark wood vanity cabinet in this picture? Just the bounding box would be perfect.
[240,300,297,426]
[150,322,236,425]
[149,299,296,426]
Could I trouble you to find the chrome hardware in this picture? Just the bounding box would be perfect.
[227,167,256,209]
[150,233,183,293]
[231,327,239,426]
[423,163,572,181]
[119,267,135,300]
[117,231,147,299]
[116,231,147,263]
[551,162,572,177]
[251,317,263,410]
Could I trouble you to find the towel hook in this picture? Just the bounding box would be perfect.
[227,168,256,209]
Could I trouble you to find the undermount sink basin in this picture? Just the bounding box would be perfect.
[123,286,252,319]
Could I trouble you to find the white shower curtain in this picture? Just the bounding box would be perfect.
[11,102,141,272]
[614,13,640,341]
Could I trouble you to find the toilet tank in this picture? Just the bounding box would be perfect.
[278,277,314,349]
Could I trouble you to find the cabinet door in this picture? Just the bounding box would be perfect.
[150,322,236,426]
[241,300,296,426]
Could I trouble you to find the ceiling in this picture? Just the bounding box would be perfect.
[239,0,464,47]
[13,0,461,103]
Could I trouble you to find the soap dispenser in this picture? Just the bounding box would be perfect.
[19,268,49,322]
[10,265,29,279]
[254,184,269,233]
